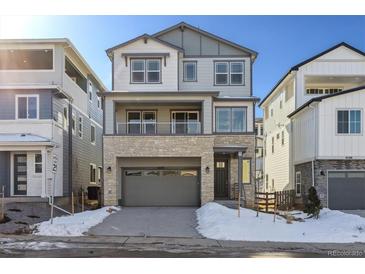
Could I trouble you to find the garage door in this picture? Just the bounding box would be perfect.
[328,171,365,210]
[122,168,200,206]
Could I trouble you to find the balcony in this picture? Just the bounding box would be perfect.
[116,121,201,135]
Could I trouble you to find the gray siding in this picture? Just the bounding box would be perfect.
[0,151,10,197]
[87,77,103,125]
[0,89,53,120]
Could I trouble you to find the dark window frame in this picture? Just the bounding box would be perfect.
[215,106,248,133]
[130,58,162,84]
[214,60,245,86]
[183,61,197,82]
[336,109,362,135]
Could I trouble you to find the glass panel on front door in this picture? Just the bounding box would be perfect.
[14,154,27,195]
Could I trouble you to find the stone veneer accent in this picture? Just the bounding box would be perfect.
[295,159,365,207]
[103,134,255,207]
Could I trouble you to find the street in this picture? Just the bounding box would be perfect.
[1,235,365,258]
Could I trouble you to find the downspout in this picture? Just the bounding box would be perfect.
[68,102,73,196]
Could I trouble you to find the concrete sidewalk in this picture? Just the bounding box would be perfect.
[1,234,365,257]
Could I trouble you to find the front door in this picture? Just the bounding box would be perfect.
[14,154,27,195]
[214,159,228,198]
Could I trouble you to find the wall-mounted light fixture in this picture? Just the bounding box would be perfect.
[205,166,210,174]
[320,170,325,176]
[107,166,112,173]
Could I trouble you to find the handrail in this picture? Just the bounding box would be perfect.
[116,121,202,135]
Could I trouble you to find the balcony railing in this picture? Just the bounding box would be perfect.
[116,122,201,135]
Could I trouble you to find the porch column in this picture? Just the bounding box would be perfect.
[238,151,243,205]
[41,147,47,198]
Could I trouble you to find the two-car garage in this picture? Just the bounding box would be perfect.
[328,171,365,210]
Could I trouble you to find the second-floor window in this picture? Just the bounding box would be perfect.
[337,109,361,134]
[131,59,161,84]
[90,124,96,144]
[78,116,83,138]
[215,107,247,133]
[16,95,39,120]
[183,61,197,82]
[215,61,244,85]
[88,82,93,102]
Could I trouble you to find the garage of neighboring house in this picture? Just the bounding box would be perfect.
[328,170,365,210]
[118,157,201,206]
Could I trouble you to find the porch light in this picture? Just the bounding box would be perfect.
[107,166,112,173]
[320,170,325,176]
[205,166,210,174]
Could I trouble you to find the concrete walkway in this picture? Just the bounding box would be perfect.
[89,207,202,238]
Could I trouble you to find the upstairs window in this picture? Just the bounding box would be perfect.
[72,112,76,135]
[63,107,69,131]
[16,95,38,120]
[306,88,342,95]
[78,116,83,138]
[88,82,93,102]
[90,164,96,184]
[35,153,42,173]
[215,107,247,133]
[131,59,161,83]
[215,61,244,85]
[90,124,96,144]
[337,109,361,134]
[0,49,53,70]
[183,61,197,82]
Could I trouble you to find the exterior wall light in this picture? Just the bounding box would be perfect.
[205,166,210,174]
[107,166,112,173]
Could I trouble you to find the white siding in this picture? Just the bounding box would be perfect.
[179,57,251,97]
[318,89,365,158]
[113,39,179,91]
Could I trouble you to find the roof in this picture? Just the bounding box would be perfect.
[287,85,365,118]
[152,22,258,60]
[259,42,365,107]
[0,38,107,92]
[0,134,53,145]
[105,34,184,59]
[215,96,260,102]
[100,90,220,97]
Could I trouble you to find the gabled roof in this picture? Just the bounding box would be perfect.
[287,85,365,118]
[259,42,365,107]
[152,21,258,60]
[105,34,184,59]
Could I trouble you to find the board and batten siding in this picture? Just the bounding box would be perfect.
[318,89,365,159]
[112,39,179,91]
[295,46,365,108]
[179,57,251,97]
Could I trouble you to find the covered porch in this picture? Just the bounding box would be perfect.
[0,134,56,198]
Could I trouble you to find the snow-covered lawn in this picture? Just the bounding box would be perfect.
[196,202,365,243]
[32,207,120,236]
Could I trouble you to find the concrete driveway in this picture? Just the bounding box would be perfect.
[89,207,202,238]
[341,210,365,218]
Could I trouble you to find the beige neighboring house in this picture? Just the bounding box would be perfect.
[101,22,259,207]
[255,118,264,191]
[259,42,365,209]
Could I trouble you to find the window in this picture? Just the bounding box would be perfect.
[306,88,342,95]
[271,179,275,191]
[63,107,69,131]
[215,107,247,133]
[255,125,258,135]
[90,124,96,144]
[98,167,102,184]
[35,153,42,173]
[281,131,285,145]
[72,112,76,135]
[242,159,251,184]
[265,174,269,190]
[88,82,93,102]
[271,137,274,153]
[270,108,274,117]
[127,111,156,134]
[215,61,244,85]
[131,59,161,83]
[230,62,244,85]
[78,116,83,138]
[16,95,38,119]
[295,171,301,196]
[171,111,200,134]
[183,61,197,81]
[90,164,96,184]
[337,110,361,134]
[0,49,53,70]
[215,62,228,85]
[97,95,101,109]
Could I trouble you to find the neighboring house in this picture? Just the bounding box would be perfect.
[102,22,259,207]
[255,118,264,191]
[259,42,365,209]
[0,39,106,202]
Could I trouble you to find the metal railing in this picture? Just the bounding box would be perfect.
[116,121,202,135]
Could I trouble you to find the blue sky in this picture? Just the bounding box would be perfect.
[1,15,364,116]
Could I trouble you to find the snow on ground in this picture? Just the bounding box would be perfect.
[196,202,365,243]
[32,207,120,236]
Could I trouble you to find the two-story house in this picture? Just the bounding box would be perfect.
[101,22,259,207]
[0,39,106,202]
[259,42,365,209]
